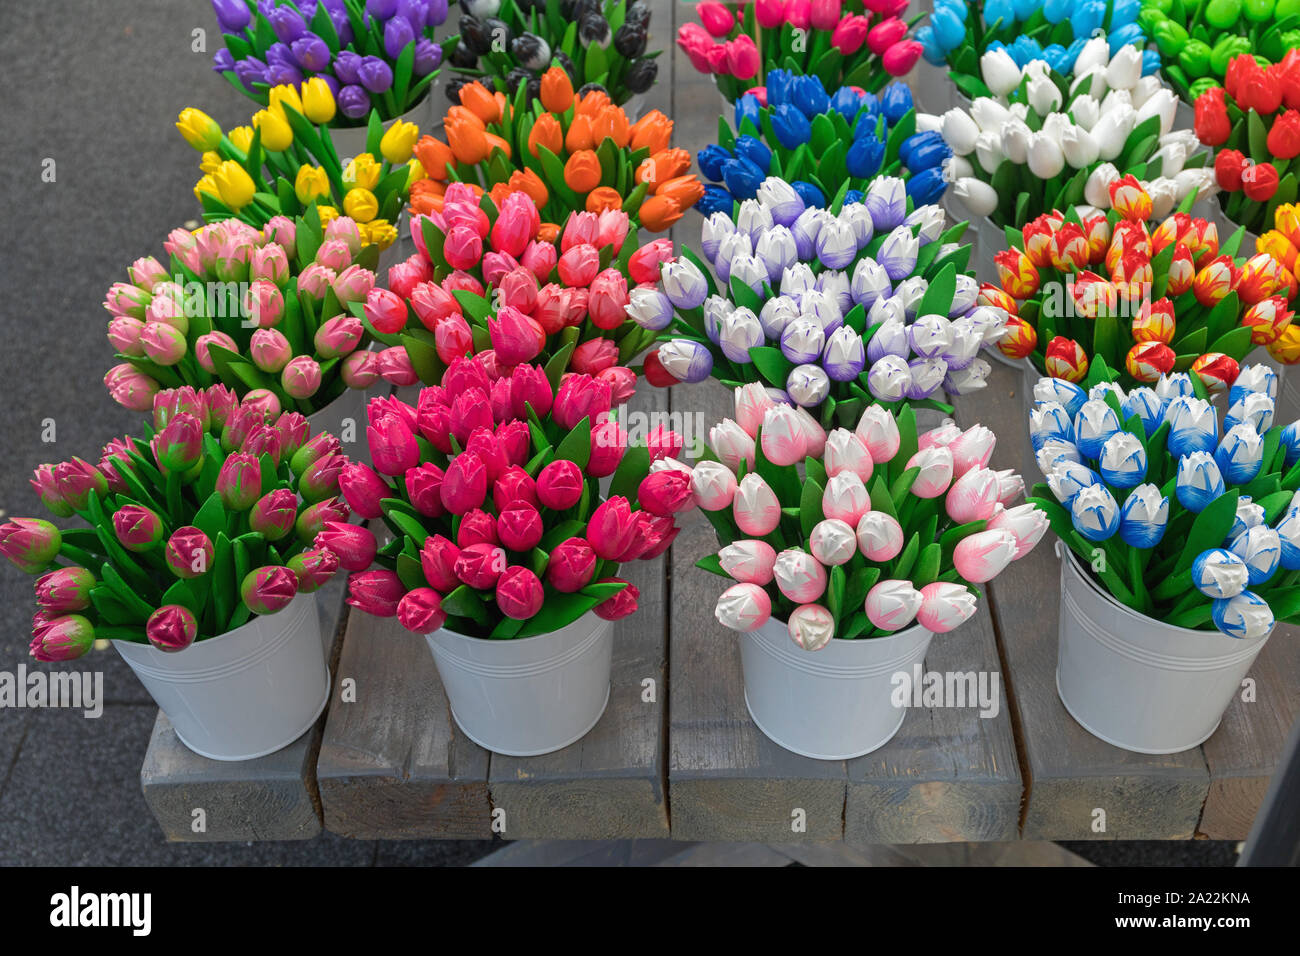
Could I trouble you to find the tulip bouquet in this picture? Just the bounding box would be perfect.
[639,174,1006,426]
[179,84,417,237]
[446,0,659,106]
[919,0,1157,97]
[209,0,447,124]
[357,183,656,389]
[1026,362,1300,641]
[0,384,348,660]
[1141,0,1300,104]
[695,383,1046,647]
[103,212,385,416]
[406,74,699,231]
[1193,53,1300,233]
[695,73,948,217]
[676,0,923,103]
[993,181,1299,387]
[341,357,684,637]
[938,44,1210,229]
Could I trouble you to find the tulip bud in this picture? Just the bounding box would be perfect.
[146,605,197,652]
[346,569,406,617]
[865,579,924,631]
[30,613,95,662]
[714,582,772,632]
[953,529,1018,584]
[34,567,95,613]
[241,565,299,614]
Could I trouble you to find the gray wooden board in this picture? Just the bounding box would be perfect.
[981,361,1212,840]
[138,575,348,842]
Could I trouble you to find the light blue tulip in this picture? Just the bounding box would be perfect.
[1071,484,1120,542]
[1176,452,1226,513]
[1119,483,1168,548]
[1230,526,1281,586]
[1192,548,1249,599]
[1212,591,1275,641]
[1215,424,1265,485]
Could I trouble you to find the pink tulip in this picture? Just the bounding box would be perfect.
[457,509,499,549]
[882,39,923,76]
[787,0,811,28]
[496,420,531,466]
[497,566,545,620]
[645,425,685,463]
[455,542,506,589]
[240,565,298,614]
[441,452,488,515]
[697,1,735,36]
[347,569,406,616]
[401,462,444,517]
[916,581,978,633]
[589,420,627,477]
[596,209,629,252]
[907,446,955,498]
[444,224,483,271]
[0,518,62,573]
[388,255,431,299]
[856,406,901,462]
[368,415,419,477]
[639,470,694,516]
[410,281,462,330]
[376,346,419,386]
[283,355,324,398]
[795,406,827,457]
[467,428,509,483]
[562,212,599,251]
[483,251,520,285]
[364,287,408,335]
[949,425,996,476]
[248,489,299,539]
[140,322,186,365]
[733,473,780,536]
[945,467,1001,523]
[288,547,339,593]
[557,243,601,287]
[726,35,760,80]
[338,463,389,519]
[520,240,558,284]
[822,471,870,525]
[250,243,289,284]
[324,216,362,253]
[760,404,808,466]
[314,315,363,360]
[773,549,828,604]
[488,306,545,366]
[397,588,447,634]
[571,338,620,376]
[717,539,777,585]
[810,518,857,566]
[250,328,292,373]
[537,459,584,510]
[587,496,639,560]
[547,537,598,592]
[341,349,381,388]
[498,267,539,314]
[594,578,640,620]
[449,388,494,445]
[265,216,297,255]
[497,503,544,552]
[735,383,776,438]
[832,13,870,53]
[628,239,675,285]
[918,421,962,450]
[690,460,738,511]
[714,582,772,632]
[107,316,145,356]
[490,198,535,259]
[866,16,907,56]
[35,567,94,613]
[444,270,485,296]
[588,269,630,330]
[31,614,95,662]
[865,579,924,631]
[315,520,379,571]
[710,419,757,472]
[193,331,238,372]
[953,529,1019,584]
[855,511,903,562]
[809,0,842,30]
[494,466,538,512]
[421,535,462,592]
[147,605,197,652]
[297,263,336,303]
[823,428,873,481]
[988,503,1050,559]
[755,0,787,29]
[554,374,612,431]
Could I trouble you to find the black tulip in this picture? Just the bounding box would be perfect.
[577,81,608,98]
[578,13,611,48]
[504,67,532,95]
[445,77,471,102]
[555,50,577,81]
[614,23,647,58]
[525,76,542,102]
[511,32,551,71]
[459,15,493,55]
[625,1,651,29]
[449,42,479,68]
[571,0,600,20]
[624,57,657,94]
[484,17,513,52]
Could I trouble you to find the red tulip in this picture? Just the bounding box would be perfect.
[1194,87,1231,147]
[1215,149,1247,191]
[1242,161,1280,202]
[593,578,640,620]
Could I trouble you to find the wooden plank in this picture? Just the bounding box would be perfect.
[486,380,670,839]
[138,575,348,842]
[980,362,1211,840]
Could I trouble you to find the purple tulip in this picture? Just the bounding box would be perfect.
[823,326,866,381]
[906,357,948,400]
[877,226,919,282]
[909,314,953,359]
[867,316,909,363]
[865,177,907,231]
[335,49,363,84]
[212,0,252,33]
[358,56,394,93]
[657,340,713,384]
[426,0,449,25]
[413,38,442,75]
[265,41,295,66]
[780,318,825,365]
[234,56,268,90]
[291,34,332,72]
[213,48,236,72]
[790,207,826,260]
[270,6,308,43]
[384,16,415,59]
[267,62,305,87]
[338,84,371,119]
[368,0,399,16]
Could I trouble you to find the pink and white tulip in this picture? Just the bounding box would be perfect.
[710,419,757,472]
[865,579,924,631]
[907,446,955,498]
[733,473,781,536]
[714,582,772,632]
[987,503,1050,559]
[993,468,1024,505]
[822,471,870,524]
[823,428,873,481]
[690,460,738,510]
[949,425,997,476]
[793,406,827,457]
[856,405,900,462]
[718,539,777,585]
[809,518,857,566]
[918,420,962,449]
[952,529,1019,583]
[945,467,1002,523]
[760,403,808,466]
[856,511,904,561]
[788,603,836,650]
[735,382,776,437]
[916,582,978,633]
[773,548,828,603]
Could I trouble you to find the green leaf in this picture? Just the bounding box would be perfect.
[554,417,592,469]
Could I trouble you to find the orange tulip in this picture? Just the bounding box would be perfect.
[460,81,502,125]
[591,106,631,149]
[565,114,595,153]
[538,222,561,243]
[655,175,704,211]
[586,187,623,213]
[445,117,490,165]
[413,135,455,181]
[564,149,602,193]
[639,149,692,191]
[409,180,444,217]
[446,105,485,131]
[575,89,612,118]
[488,182,514,209]
[629,110,673,154]
[540,67,574,114]
[509,168,548,208]
[484,132,512,159]
[528,113,563,157]
[638,194,683,232]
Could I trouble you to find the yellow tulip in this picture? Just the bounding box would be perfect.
[213,160,256,210]
[343,187,379,223]
[342,153,382,192]
[380,120,420,164]
[194,175,220,204]
[301,77,336,125]
[295,165,331,203]
[199,151,222,175]
[228,125,255,153]
[404,157,426,191]
[253,109,294,152]
[363,219,398,250]
[176,108,222,152]
[316,205,340,224]
[1268,323,1300,365]
[268,84,304,120]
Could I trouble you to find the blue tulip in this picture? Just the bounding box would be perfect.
[697,144,732,183]
[1074,399,1122,459]
[1276,507,1300,569]
[1192,549,1249,599]
[843,189,865,205]
[1141,50,1161,76]
[1108,23,1145,56]
[1112,0,1141,27]
[721,157,766,200]
[1071,485,1121,542]
[905,167,948,206]
[735,93,762,132]
[767,69,794,107]
[1011,0,1038,19]
[1216,424,1265,485]
[1166,397,1219,457]
[902,132,951,172]
[1042,44,1070,74]
[983,0,1015,28]
[1057,36,1087,74]
[879,83,913,124]
[916,25,947,65]
[1119,484,1169,549]
[1230,526,1281,586]
[1176,452,1226,514]
[697,184,735,217]
[1008,36,1043,67]
[1069,1,1105,40]
[829,87,863,122]
[1030,402,1076,450]
[792,180,826,209]
[1121,387,1165,435]
[1035,378,1088,418]
[1043,0,1070,22]
[932,8,965,51]
[1281,421,1300,466]
[854,110,884,142]
[846,135,886,178]
[1212,591,1274,641]
[935,0,968,19]
[791,75,830,119]
[771,104,812,148]
[1099,432,1147,488]
[733,135,772,176]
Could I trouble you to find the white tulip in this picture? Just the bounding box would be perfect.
[1023,59,1052,82]
[1008,102,1030,121]
[1084,162,1120,208]
[1027,131,1065,178]
[1175,167,1218,203]
[1159,129,1200,152]
[1147,177,1179,219]
[1074,36,1111,77]
[1136,88,1178,136]
[914,111,943,133]
[1105,44,1143,91]
[970,96,1013,133]
[974,131,1004,173]
[1130,74,1163,109]
[1060,124,1099,169]
[1148,141,1186,178]
[1100,88,1133,114]
[1027,75,1063,115]
[1069,66,1107,100]
[941,108,980,156]
[1073,203,1101,219]
[1070,95,1100,131]
[943,154,974,181]
[1092,107,1137,161]
[953,178,999,218]
[1001,119,1032,164]
[980,48,1022,97]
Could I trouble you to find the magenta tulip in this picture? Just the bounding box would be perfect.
[397,587,447,634]
[594,578,640,620]
[537,459,585,510]
[289,547,340,593]
[496,566,545,620]
[34,567,95,613]
[165,526,215,578]
[241,565,299,614]
[147,605,198,652]
[347,568,406,616]
[546,537,598,592]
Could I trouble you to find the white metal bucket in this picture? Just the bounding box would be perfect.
[113,592,328,761]
[739,616,934,760]
[425,611,614,756]
[911,58,954,115]
[327,88,439,165]
[1056,550,1270,754]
